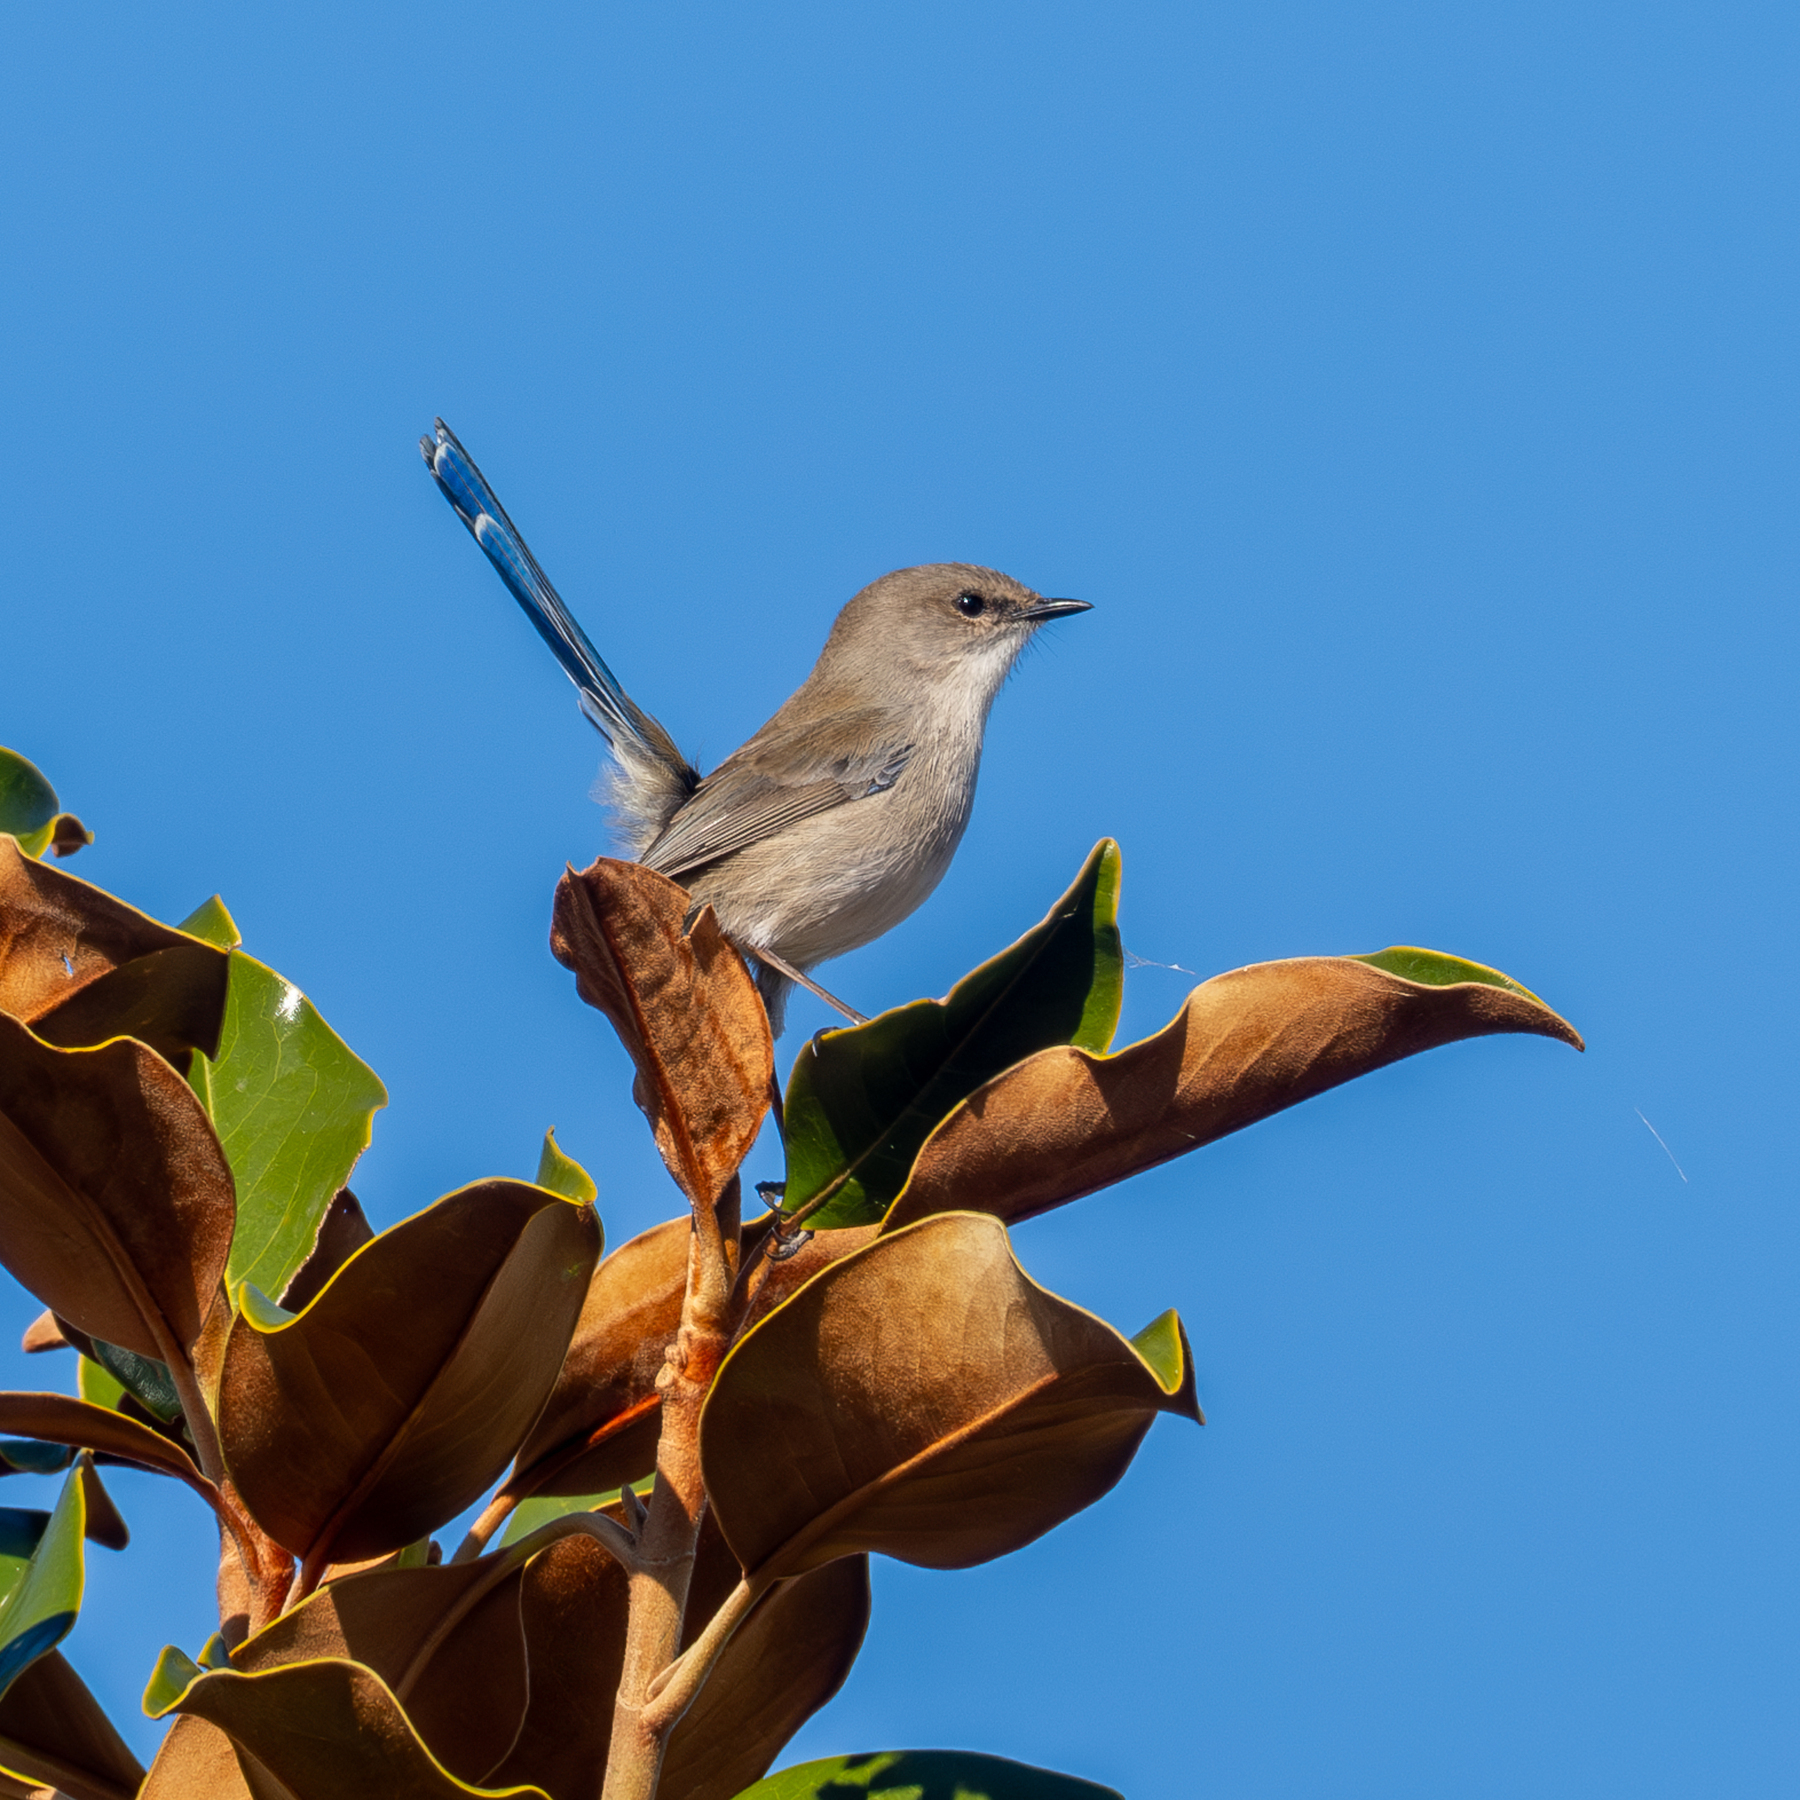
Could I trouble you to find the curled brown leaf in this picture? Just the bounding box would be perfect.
[0,1649,144,1800]
[551,858,771,1211]
[702,1211,1199,1581]
[19,1312,66,1354]
[219,1181,600,1569]
[227,1554,531,1787]
[0,1019,233,1362]
[505,1216,690,1505]
[46,814,92,859]
[153,1658,552,1800]
[139,1716,252,1800]
[482,1533,629,1797]
[736,1223,878,1334]
[887,954,1585,1232]
[277,1188,374,1313]
[0,1393,216,1508]
[0,837,227,1059]
[75,1455,128,1552]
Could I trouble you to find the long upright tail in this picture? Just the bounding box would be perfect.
[420,420,695,785]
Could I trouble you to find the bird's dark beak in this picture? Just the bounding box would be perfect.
[1018,597,1093,621]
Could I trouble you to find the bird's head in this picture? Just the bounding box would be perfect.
[819,563,1092,712]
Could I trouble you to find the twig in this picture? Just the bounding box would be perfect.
[599,1200,737,1800]
[450,1488,521,1565]
[451,1394,665,1566]
[641,1574,768,1735]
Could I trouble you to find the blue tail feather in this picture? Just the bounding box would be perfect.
[421,419,659,755]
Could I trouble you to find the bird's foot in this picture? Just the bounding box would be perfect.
[755,1180,813,1261]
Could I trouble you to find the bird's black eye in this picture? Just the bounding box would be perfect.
[956,592,986,617]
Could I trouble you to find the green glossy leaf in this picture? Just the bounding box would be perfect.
[732,1750,1123,1800]
[76,1355,127,1412]
[0,1466,85,1699]
[783,841,1124,1230]
[189,942,388,1300]
[497,1480,650,1548]
[197,1631,232,1670]
[533,1128,596,1205]
[178,895,242,952]
[1130,1309,1187,1391]
[0,1441,76,1477]
[0,751,58,860]
[86,1339,182,1422]
[142,1644,203,1717]
[1353,945,1543,1001]
[49,1316,186,1422]
[0,750,89,862]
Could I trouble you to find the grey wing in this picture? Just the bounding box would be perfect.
[640,717,912,880]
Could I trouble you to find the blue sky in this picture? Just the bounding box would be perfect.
[3,4,1796,1793]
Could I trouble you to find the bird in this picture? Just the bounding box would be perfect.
[421,419,1091,1034]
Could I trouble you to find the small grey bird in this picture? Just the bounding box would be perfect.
[422,420,1091,1032]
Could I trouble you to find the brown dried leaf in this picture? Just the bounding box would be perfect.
[75,1456,128,1552]
[0,1018,235,1360]
[46,815,92,859]
[887,954,1587,1232]
[737,1223,879,1335]
[702,1212,1199,1581]
[551,858,771,1210]
[662,1549,871,1800]
[0,1650,144,1800]
[277,1188,375,1313]
[140,1715,253,1800]
[219,1180,600,1567]
[0,1393,214,1501]
[155,1658,552,1800]
[484,1533,629,1797]
[18,1313,65,1355]
[0,837,228,1057]
[228,1555,531,1787]
[31,942,230,1071]
[506,1216,688,1504]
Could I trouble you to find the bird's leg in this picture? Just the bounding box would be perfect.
[681,904,867,1026]
[766,1073,786,1140]
[742,945,867,1026]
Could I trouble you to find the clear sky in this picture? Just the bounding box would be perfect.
[3,5,1796,1794]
